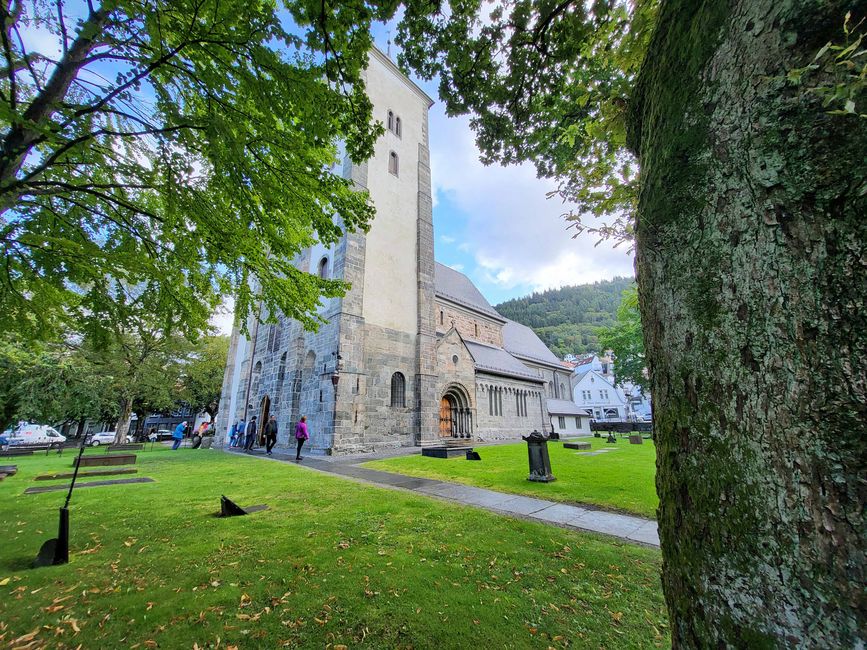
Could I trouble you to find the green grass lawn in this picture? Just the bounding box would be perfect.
[0,447,668,648]
[363,437,659,519]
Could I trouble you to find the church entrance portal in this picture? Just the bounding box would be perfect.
[439,386,472,439]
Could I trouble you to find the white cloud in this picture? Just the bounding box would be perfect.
[428,111,634,294]
[440,234,456,244]
[210,296,235,336]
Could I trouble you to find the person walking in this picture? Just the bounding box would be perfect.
[171,421,186,450]
[264,415,278,456]
[233,419,245,447]
[294,416,309,461]
[244,416,257,452]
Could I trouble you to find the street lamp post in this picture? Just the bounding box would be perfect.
[329,351,342,453]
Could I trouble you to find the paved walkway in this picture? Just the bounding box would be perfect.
[225,447,659,548]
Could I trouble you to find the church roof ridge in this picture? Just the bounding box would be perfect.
[434,261,505,320]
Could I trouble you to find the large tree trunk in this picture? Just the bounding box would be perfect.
[629,0,866,645]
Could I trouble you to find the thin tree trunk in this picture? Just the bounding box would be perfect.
[629,0,866,645]
[115,397,133,443]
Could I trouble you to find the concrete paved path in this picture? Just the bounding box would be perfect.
[227,447,659,548]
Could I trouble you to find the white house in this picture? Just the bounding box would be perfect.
[547,399,592,436]
[571,369,628,421]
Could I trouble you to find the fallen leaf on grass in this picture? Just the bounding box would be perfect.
[239,593,251,607]
[10,628,39,644]
[610,611,623,625]
[144,640,158,648]
[0,577,9,586]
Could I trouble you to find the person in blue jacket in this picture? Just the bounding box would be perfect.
[172,421,187,450]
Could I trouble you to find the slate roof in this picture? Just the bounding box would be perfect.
[434,263,503,320]
[547,398,591,417]
[502,319,563,367]
[465,341,544,383]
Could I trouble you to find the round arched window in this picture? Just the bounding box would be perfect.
[318,257,329,279]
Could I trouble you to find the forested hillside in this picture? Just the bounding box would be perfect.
[495,277,635,358]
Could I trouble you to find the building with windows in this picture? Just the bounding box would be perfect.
[215,48,569,454]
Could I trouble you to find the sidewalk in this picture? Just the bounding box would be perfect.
[226,447,659,548]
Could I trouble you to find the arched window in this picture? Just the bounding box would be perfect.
[390,372,406,407]
[474,323,479,337]
[387,110,394,131]
[395,116,402,137]
[389,151,399,176]
[318,256,329,279]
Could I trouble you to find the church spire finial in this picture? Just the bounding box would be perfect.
[386,30,392,58]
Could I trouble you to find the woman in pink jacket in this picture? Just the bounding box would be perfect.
[294,416,309,461]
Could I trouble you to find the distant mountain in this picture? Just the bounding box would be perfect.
[495,277,635,358]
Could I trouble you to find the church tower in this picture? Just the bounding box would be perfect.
[216,48,438,454]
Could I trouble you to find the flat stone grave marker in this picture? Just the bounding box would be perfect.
[422,446,473,459]
[629,435,643,445]
[36,468,138,481]
[24,477,155,494]
[563,441,592,450]
[75,453,136,468]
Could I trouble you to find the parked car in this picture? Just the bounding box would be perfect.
[0,424,66,447]
[151,429,173,441]
[87,431,131,446]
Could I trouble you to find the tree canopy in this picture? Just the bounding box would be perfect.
[0,0,389,340]
[597,286,646,390]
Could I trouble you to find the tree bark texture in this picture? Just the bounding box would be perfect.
[115,397,133,443]
[630,0,866,646]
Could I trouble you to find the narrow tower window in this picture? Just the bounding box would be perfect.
[389,151,399,176]
[318,256,329,279]
[390,372,406,407]
[387,110,394,131]
[395,116,402,137]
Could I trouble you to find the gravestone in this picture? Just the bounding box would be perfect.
[563,441,592,450]
[465,450,481,460]
[421,446,473,459]
[629,435,643,445]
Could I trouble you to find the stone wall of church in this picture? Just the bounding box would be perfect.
[332,322,418,454]
[435,300,503,347]
[475,376,546,440]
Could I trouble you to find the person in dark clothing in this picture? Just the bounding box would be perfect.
[244,416,257,451]
[264,415,278,456]
[294,416,309,461]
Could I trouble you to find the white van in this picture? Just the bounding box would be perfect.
[1,423,66,447]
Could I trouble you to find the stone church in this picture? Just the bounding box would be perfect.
[215,48,574,455]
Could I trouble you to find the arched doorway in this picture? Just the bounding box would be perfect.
[439,385,472,439]
[258,395,270,445]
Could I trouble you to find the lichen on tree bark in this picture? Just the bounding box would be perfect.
[629,0,866,646]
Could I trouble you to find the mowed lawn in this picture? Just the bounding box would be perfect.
[0,447,668,648]
[364,437,659,519]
